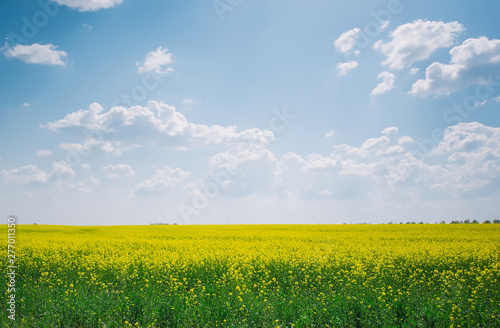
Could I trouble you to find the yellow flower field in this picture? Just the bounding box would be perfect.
[4,224,500,327]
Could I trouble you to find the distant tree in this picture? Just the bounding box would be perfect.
[418,222,424,224]
[464,219,471,224]
[483,220,491,224]
[450,220,462,224]
[440,220,446,224]
[471,220,479,224]
[493,219,500,224]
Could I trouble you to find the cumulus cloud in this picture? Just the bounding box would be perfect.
[0,161,75,186]
[184,146,278,199]
[42,101,275,148]
[52,0,123,11]
[137,47,174,75]
[334,28,360,53]
[410,37,500,97]
[428,122,500,197]
[374,20,464,70]
[280,123,500,199]
[102,164,135,178]
[0,165,51,185]
[36,149,52,157]
[175,121,500,202]
[336,61,358,76]
[134,166,190,195]
[3,43,67,66]
[371,71,395,95]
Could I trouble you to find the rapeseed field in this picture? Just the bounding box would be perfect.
[3,224,500,327]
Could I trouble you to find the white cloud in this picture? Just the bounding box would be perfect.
[68,177,100,194]
[271,122,500,200]
[181,98,200,109]
[374,20,464,70]
[429,122,500,197]
[371,71,395,95]
[0,161,75,186]
[379,21,390,32]
[409,67,419,75]
[36,149,52,157]
[52,161,76,179]
[334,28,360,53]
[59,139,140,157]
[134,166,190,195]
[137,47,174,75]
[318,190,332,197]
[336,61,358,76]
[3,43,67,66]
[43,101,275,148]
[52,0,123,11]
[410,37,500,97]
[102,164,135,178]
[0,165,50,185]
[323,130,336,140]
[185,146,278,199]
[474,100,487,108]
[382,127,398,136]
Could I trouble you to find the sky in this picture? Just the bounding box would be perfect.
[1,0,499,225]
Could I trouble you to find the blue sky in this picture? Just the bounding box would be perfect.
[1,0,500,225]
